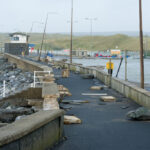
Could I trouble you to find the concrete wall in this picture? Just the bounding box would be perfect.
[0,110,64,150]
[54,60,150,108]
[4,53,51,72]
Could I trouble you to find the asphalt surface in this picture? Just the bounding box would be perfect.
[51,69,150,150]
[21,56,150,150]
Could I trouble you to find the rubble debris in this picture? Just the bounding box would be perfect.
[100,96,116,102]
[81,74,94,79]
[43,74,55,83]
[126,107,150,121]
[90,86,103,90]
[82,93,107,96]
[62,69,70,78]
[15,115,26,121]
[0,58,34,97]
[59,91,72,96]
[27,99,43,107]
[0,123,8,127]
[120,105,129,109]
[0,108,34,123]
[43,96,60,110]
[60,106,72,111]
[64,115,82,124]
[58,85,72,97]
[62,100,89,105]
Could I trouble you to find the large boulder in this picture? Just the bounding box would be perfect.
[126,107,150,121]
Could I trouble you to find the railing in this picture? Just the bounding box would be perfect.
[33,71,51,88]
[0,80,6,98]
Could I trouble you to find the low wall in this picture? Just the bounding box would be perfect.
[0,110,64,150]
[54,60,150,108]
[111,77,150,108]
[4,53,51,72]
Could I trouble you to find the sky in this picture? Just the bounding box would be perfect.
[0,0,150,34]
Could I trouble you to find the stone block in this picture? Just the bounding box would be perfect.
[43,98,59,110]
[62,69,69,78]
[100,96,116,102]
[42,83,59,98]
[90,86,103,90]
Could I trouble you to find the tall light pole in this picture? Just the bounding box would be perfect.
[38,12,57,61]
[85,18,97,51]
[139,0,144,89]
[70,0,73,64]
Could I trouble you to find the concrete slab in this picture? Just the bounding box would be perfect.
[90,86,103,90]
[42,83,59,98]
[100,96,116,102]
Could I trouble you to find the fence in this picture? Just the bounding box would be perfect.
[0,80,6,98]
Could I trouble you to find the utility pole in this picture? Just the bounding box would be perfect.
[139,0,144,89]
[38,12,57,61]
[38,14,49,61]
[70,0,73,64]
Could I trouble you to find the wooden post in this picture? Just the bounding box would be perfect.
[125,50,127,81]
[139,0,144,88]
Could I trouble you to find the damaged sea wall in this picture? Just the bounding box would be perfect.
[53,60,150,109]
[0,54,63,149]
[4,53,51,72]
[0,110,64,150]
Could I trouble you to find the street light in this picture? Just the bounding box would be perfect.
[139,0,144,88]
[85,17,97,51]
[38,12,57,61]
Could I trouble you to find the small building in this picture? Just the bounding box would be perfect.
[5,32,30,55]
[110,49,121,56]
[72,50,88,57]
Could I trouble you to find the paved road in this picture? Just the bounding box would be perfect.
[52,69,150,150]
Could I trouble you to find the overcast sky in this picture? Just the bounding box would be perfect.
[0,0,150,33]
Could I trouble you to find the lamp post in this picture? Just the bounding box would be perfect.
[38,12,57,61]
[139,0,144,89]
[85,18,97,51]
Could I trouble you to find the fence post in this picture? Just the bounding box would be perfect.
[33,71,36,88]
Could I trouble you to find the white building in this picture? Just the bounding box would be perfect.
[9,32,29,43]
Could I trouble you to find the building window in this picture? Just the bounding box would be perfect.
[13,37,19,41]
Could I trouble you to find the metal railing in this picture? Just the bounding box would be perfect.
[0,80,6,98]
[33,71,51,88]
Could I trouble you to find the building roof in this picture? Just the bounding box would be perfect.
[9,32,30,37]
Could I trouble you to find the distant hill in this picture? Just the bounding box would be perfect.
[0,33,150,51]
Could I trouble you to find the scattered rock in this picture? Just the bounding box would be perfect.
[64,115,82,124]
[120,106,129,109]
[90,86,103,90]
[0,58,34,98]
[15,115,26,121]
[0,123,8,127]
[100,96,116,102]
[62,69,70,78]
[0,108,34,123]
[126,107,150,121]
[62,100,89,105]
